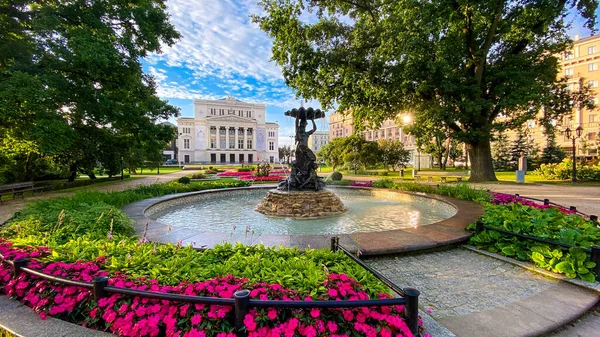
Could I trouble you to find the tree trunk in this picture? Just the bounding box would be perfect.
[467,140,498,182]
[68,163,78,182]
[87,170,97,180]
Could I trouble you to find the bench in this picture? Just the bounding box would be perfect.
[414,171,468,183]
[0,182,44,203]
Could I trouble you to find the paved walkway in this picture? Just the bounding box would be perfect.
[473,183,600,216]
[366,248,599,337]
[0,170,194,224]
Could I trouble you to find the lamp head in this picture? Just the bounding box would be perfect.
[564,127,572,138]
[575,125,583,138]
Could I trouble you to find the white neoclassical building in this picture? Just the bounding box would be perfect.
[308,131,329,152]
[177,97,279,164]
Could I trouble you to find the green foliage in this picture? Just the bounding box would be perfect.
[191,173,206,179]
[377,139,411,171]
[534,159,600,181]
[255,0,597,182]
[540,133,566,165]
[178,177,191,184]
[0,0,181,183]
[237,167,253,172]
[469,203,600,281]
[371,180,491,203]
[330,172,343,181]
[40,240,390,298]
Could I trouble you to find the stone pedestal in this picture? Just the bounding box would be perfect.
[256,189,346,219]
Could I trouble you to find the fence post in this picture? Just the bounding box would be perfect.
[93,276,109,300]
[591,246,600,281]
[13,258,28,278]
[404,287,420,336]
[234,289,250,337]
[590,215,598,223]
[543,199,550,205]
[475,221,484,235]
[330,237,338,252]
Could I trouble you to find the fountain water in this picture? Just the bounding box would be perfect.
[256,107,346,218]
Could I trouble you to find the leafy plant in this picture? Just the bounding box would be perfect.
[330,172,343,181]
[469,203,600,281]
[177,176,191,184]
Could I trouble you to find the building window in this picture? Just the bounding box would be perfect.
[210,127,216,135]
[238,139,244,149]
[588,132,597,140]
[590,114,597,123]
[590,80,599,88]
[565,68,574,76]
[183,139,190,149]
[588,46,597,55]
[229,138,235,149]
[219,127,226,135]
[589,63,598,72]
[247,128,253,136]
[269,141,274,151]
[219,109,224,116]
[246,111,252,118]
[565,52,574,60]
[247,140,253,149]
[229,128,235,135]
[210,138,216,149]
[210,108,215,115]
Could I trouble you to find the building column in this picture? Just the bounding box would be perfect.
[252,128,257,151]
[225,125,229,150]
[244,129,248,149]
[235,127,239,150]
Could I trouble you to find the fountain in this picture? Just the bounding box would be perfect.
[255,107,347,218]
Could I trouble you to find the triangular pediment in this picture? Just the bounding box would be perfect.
[207,115,255,123]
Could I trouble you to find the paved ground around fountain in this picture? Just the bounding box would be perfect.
[366,248,599,337]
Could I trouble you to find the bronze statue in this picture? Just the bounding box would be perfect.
[278,107,325,191]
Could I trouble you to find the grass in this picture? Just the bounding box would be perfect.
[129,166,183,175]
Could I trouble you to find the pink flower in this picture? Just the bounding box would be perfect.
[328,289,338,297]
[327,321,338,333]
[310,308,320,318]
[244,314,257,331]
[191,314,202,325]
[39,312,47,320]
[267,309,277,320]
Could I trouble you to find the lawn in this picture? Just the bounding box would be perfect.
[129,166,183,175]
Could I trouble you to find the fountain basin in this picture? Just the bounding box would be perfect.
[256,189,346,218]
[122,186,484,255]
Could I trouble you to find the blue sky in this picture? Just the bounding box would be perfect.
[144,0,599,145]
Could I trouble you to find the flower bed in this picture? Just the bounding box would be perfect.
[238,176,284,181]
[0,241,424,337]
[350,181,373,187]
[490,192,575,214]
[216,171,255,177]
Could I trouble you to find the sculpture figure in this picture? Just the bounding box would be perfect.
[278,107,325,191]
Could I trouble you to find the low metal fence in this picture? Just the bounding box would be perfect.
[1,239,421,337]
[499,193,597,221]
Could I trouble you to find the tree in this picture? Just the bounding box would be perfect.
[509,128,531,170]
[541,132,566,165]
[317,137,346,170]
[278,145,293,164]
[378,139,411,171]
[491,132,512,171]
[255,0,597,181]
[0,0,181,182]
[448,140,464,167]
[342,135,379,174]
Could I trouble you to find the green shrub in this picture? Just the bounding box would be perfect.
[534,159,600,181]
[44,240,390,297]
[331,171,343,181]
[378,171,389,176]
[468,203,600,281]
[372,179,397,189]
[370,180,490,203]
[203,169,218,174]
[191,173,205,179]
[237,167,253,172]
[178,176,191,184]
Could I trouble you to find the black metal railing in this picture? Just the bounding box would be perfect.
[474,221,600,280]
[1,241,421,337]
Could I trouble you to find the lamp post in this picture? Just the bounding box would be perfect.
[120,156,124,181]
[564,126,583,183]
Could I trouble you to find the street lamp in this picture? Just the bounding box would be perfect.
[564,125,583,183]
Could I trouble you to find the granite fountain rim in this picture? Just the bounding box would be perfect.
[121,185,484,256]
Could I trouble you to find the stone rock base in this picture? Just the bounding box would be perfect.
[256,189,347,219]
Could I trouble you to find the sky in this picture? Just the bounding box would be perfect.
[144,1,599,145]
